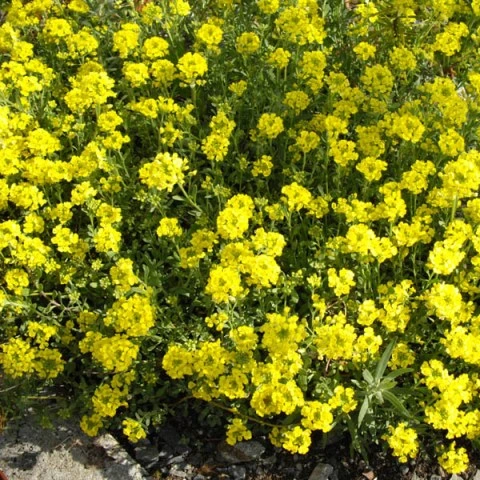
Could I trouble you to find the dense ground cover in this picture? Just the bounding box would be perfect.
[1,0,480,475]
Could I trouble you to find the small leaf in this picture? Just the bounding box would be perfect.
[374,340,397,381]
[379,379,396,390]
[383,390,412,418]
[362,369,375,384]
[358,397,370,428]
[383,368,413,381]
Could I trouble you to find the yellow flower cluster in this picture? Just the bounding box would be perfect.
[139,152,189,192]
[201,110,236,162]
[384,423,419,463]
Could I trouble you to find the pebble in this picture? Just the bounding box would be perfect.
[217,440,266,464]
[449,476,462,480]
[169,463,195,478]
[400,465,410,475]
[308,462,334,480]
[229,465,247,480]
[430,475,442,480]
[473,471,480,480]
[167,452,189,465]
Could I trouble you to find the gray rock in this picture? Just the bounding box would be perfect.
[261,453,277,465]
[430,476,442,480]
[133,438,162,468]
[167,451,189,465]
[229,465,247,480]
[472,471,480,480]
[309,462,334,480]
[450,475,462,480]
[217,440,266,464]
[401,465,409,475]
[193,476,206,480]
[168,463,188,478]
[0,416,148,480]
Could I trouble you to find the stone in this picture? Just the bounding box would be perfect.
[401,465,410,475]
[133,439,162,468]
[217,440,265,464]
[472,471,480,480]
[229,465,247,480]
[449,476,462,480]
[430,476,442,480]
[0,416,148,480]
[168,463,188,478]
[308,462,335,480]
[167,452,189,465]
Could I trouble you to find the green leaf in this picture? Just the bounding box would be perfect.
[358,397,370,428]
[379,379,397,391]
[383,368,413,381]
[362,369,375,385]
[374,339,397,381]
[383,390,412,418]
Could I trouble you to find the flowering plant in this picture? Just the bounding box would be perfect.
[1,0,480,474]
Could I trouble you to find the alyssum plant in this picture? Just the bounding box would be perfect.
[1,0,480,474]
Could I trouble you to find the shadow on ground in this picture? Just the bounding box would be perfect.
[0,415,148,480]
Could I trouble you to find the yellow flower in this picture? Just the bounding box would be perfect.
[112,23,140,58]
[0,338,36,378]
[438,442,469,474]
[354,41,376,61]
[122,418,146,443]
[139,152,189,192]
[280,426,312,454]
[235,32,261,55]
[157,218,183,237]
[226,419,252,445]
[196,23,223,52]
[281,182,312,211]
[80,414,103,437]
[257,0,279,14]
[228,80,247,96]
[122,62,149,87]
[142,36,169,60]
[384,423,419,463]
[177,52,208,86]
[4,268,29,295]
[256,113,284,139]
[283,90,310,114]
[205,265,244,303]
[301,401,333,432]
[328,268,355,296]
[267,47,291,69]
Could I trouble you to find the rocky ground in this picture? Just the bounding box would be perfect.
[1,402,480,480]
[115,407,480,480]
